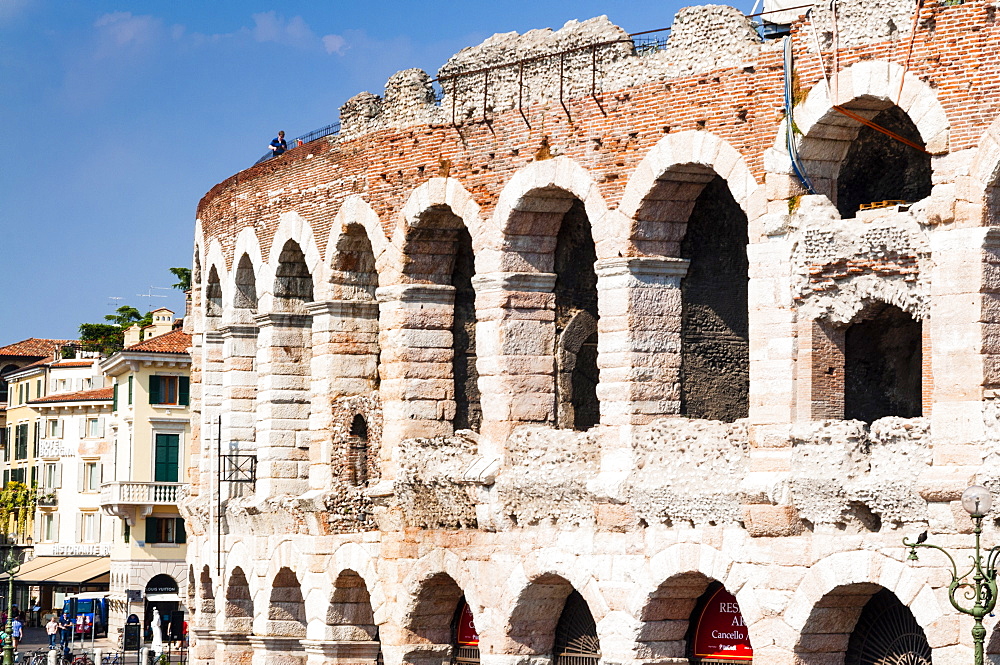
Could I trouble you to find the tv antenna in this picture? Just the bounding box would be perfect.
[136,286,171,302]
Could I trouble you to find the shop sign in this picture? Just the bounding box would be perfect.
[456,602,479,646]
[692,587,752,661]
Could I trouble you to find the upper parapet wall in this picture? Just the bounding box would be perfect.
[339,8,765,139]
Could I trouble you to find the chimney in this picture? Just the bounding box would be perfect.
[123,325,142,347]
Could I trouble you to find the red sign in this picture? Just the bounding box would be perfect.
[456,602,479,646]
[692,587,752,661]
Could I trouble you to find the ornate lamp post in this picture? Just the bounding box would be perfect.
[1,535,19,665]
[903,485,999,665]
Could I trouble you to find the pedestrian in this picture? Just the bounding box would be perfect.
[46,616,59,649]
[269,131,287,158]
[11,614,22,650]
[59,612,73,649]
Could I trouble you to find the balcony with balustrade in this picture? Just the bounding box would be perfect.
[100,481,187,524]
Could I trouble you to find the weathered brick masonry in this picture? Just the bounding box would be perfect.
[182,2,1000,665]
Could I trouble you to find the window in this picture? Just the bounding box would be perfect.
[14,424,28,460]
[128,376,133,405]
[81,462,101,492]
[48,419,63,439]
[32,421,39,457]
[84,418,104,439]
[36,379,43,399]
[112,382,118,412]
[154,434,180,482]
[42,514,59,542]
[43,463,62,490]
[149,375,189,406]
[10,468,24,484]
[79,512,100,543]
[144,517,186,544]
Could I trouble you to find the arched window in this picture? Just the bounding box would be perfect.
[845,589,930,665]
[346,414,369,486]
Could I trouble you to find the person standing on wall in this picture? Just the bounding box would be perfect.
[269,131,287,157]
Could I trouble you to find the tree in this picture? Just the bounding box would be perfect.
[170,267,191,291]
[105,305,152,328]
[0,482,36,542]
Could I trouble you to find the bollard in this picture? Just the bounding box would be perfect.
[140,648,148,665]
[95,648,103,665]
[47,651,56,665]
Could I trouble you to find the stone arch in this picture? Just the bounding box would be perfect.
[329,541,389,627]
[630,543,758,662]
[198,565,215,620]
[325,569,379,646]
[504,573,603,660]
[326,195,398,284]
[618,130,763,254]
[260,211,322,313]
[233,253,258,312]
[395,180,484,433]
[271,240,314,313]
[403,572,468,646]
[205,265,224,328]
[483,156,613,271]
[782,551,945,655]
[782,60,948,218]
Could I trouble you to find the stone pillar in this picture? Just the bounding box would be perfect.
[306,300,379,489]
[221,324,259,448]
[380,644,451,665]
[253,312,313,497]
[213,632,254,665]
[473,272,557,451]
[594,257,688,425]
[189,627,217,665]
[249,636,307,665]
[376,285,455,474]
[301,640,380,665]
[201,329,225,460]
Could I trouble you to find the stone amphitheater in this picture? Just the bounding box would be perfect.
[180,1,1000,665]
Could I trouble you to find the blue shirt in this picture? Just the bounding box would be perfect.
[270,137,287,156]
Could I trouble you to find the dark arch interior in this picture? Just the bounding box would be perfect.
[408,573,465,645]
[347,414,370,486]
[837,105,931,218]
[275,240,314,312]
[680,175,749,422]
[329,570,378,641]
[553,590,600,665]
[451,596,480,665]
[844,304,922,422]
[845,589,930,665]
[554,199,600,431]
[234,254,257,311]
[224,567,253,632]
[268,567,306,635]
[206,267,223,320]
[332,224,381,389]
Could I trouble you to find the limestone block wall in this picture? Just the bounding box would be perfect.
[181,2,1000,665]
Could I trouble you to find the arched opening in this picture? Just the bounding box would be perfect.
[639,572,734,661]
[274,240,314,313]
[206,266,223,328]
[836,106,931,219]
[401,206,480,432]
[407,572,465,646]
[267,567,305,637]
[328,570,378,642]
[685,582,751,665]
[144,574,180,642]
[330,224,380,391]
[797,585,929,665]
[223,567,253,633]
[198,565,216,621]
[452,597,480,665]
[844,304,922,422]
[346,414,369,486]
[553,590,600,665]
[234,254,258,311]
[635,165,749,422]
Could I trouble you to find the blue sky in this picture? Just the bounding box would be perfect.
[1,0,750,344]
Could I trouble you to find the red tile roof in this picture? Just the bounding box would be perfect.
[30,387,113,404]
[0,339,73,358]
[49,360,98,368]
[126,329,191,354]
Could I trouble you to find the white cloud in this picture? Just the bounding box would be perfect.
[322,34,347,55]
[246,11,346,55]
[93,12,161,49]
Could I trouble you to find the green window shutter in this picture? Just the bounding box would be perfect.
[179,377,190,406]
[144,517,158,544]
[176,518,186,544]
[112,383,118,412]
[154,434,180,482]
[30,466,36,489]
[149,376,161,405]
[128,375,133,405]
[2,470,7,486]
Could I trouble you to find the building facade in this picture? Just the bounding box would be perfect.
[182,3,1000,665]
[100,313,192,638]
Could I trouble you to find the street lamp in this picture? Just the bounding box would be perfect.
[1,535,19,665]
[903,485,999,665]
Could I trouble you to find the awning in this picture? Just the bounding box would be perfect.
[0,556,109,585]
